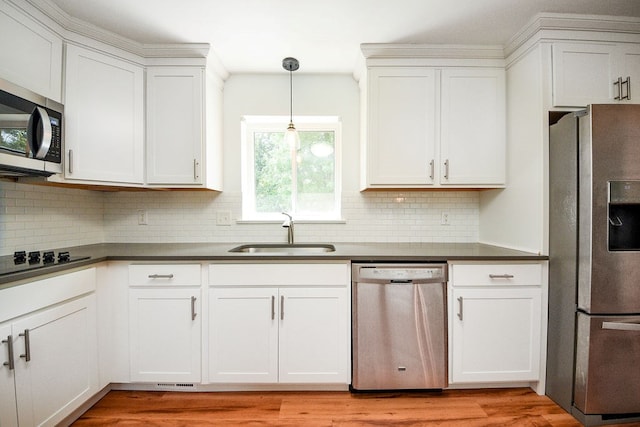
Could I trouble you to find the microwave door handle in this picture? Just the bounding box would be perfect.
[28,107,52,159]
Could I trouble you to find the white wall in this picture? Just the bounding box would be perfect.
[1,73,481,255]
[479,45,546,254]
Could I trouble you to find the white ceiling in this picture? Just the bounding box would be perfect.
[46,0,640,74]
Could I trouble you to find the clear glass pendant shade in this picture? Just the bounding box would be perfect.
[285,121,300,149]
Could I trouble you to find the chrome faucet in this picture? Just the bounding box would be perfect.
[282,212,294,244]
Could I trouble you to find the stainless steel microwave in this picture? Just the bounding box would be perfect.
[0,78,63,177]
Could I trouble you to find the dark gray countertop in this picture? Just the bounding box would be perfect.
[0,242,546,286]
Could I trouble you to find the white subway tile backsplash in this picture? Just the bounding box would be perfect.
[0,181,480,255]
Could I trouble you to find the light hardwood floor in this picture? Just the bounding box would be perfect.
[71,388,595,426]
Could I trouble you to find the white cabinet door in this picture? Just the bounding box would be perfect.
[552,43,618,106]
[13,295,98,427]
[620,45,640,102]
[209,287,278,383]
[0,1,63,101]
[146,67,204,185]
[440,68,505,185]
[0,324,18,427]
[64,44,144,184]
[366,67,438,186]
[129,288,201,382]
[450,287,541,383]
[279,287,350,383]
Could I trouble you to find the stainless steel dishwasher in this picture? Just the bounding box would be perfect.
[352,263,447,391]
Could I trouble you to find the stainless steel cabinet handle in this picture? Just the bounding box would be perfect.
[19,329,30,362]
[280,295,285,320]
[623,76,631,100]
[444,159,449,180]
[429,159,434,180]
[2,335,14,370]
[68,149,73,174]
[614,77,623,100]
[489,274,515,279]
[191,296,197,320]
[602,321,640,331]
[193,159,199,180]
[148,274,174,279]
[271,296,275,320]
[457,297,463,320]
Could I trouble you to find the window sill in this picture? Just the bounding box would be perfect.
[236,219,347,225]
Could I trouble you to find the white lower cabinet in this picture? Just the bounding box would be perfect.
[128,264,201,383]
[448,262,545,386]
[208,263,351,385]
[0,294,98,427]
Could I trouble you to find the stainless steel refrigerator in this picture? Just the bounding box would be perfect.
[548,104,640,426]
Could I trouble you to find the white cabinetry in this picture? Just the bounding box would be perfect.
[552,42,640,106]
[128,264,201,383]
[64,43,144,184]
[448,262,545,386]
[0,268,98,427]
[362,53,505,189]
[0,324,18,427]
[0,1,63,101]
[208,263,350,385]
[146,67,204,186]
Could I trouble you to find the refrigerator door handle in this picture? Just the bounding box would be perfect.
[602,321,640,331]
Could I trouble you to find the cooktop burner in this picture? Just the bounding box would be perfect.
[0,250,91,277]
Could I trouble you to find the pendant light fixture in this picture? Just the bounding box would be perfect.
[282,57,300,150]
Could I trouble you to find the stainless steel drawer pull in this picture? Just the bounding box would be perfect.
[489,274,515,279]
[19,329,30,362]
[271,296,275,320]
[191,296,197,320]
[2,335,14,370]
[148,274,174,279]
[457,297,463,321]
[602,321,640,332]
[280,295,285,320]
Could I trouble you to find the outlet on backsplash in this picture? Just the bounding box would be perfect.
[137,210,148,225]
[441,212,450,226]
[216,211,232,226]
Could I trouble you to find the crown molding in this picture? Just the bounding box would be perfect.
[505,13,640,57]
[361,43,505,60]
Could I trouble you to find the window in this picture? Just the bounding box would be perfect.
[242,116,341,220]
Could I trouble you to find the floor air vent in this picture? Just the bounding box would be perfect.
[155,383,195,391]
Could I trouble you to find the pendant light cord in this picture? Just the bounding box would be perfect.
[289,69,293,124]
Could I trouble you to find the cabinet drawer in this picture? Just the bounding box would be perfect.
[450,263,542,286]
[209,263,350,287]
[129,264,200,286]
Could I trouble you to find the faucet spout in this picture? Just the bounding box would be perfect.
[282,212,294,244]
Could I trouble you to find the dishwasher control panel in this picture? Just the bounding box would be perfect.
[353,264,446,282]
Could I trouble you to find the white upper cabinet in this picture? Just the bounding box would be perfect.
[366,67,438,186]
[361,48,506,189]
[552,42,640,106]
[146,67,205,186]
[440,68,506,185]
[0,1,62,101]
[64,43,144,184]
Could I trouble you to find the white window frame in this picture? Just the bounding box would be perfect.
[241,115,342,221]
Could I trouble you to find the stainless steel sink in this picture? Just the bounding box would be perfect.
[229,243,336,254]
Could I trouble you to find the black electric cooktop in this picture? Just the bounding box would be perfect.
[0,250,91,277]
